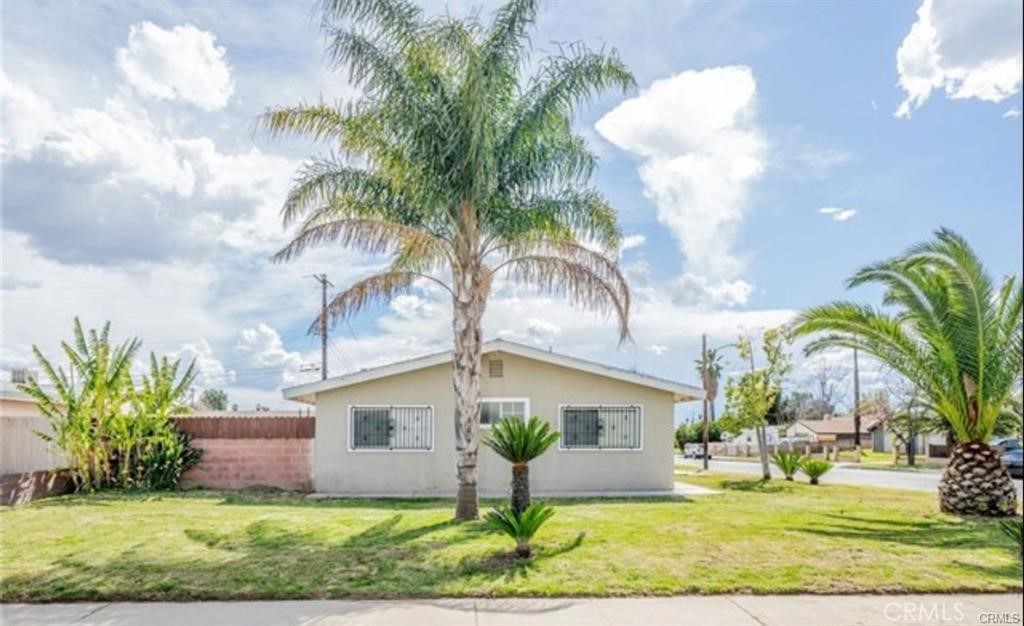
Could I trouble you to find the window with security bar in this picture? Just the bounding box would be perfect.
[350,406,433,451]
[560,405,642,450]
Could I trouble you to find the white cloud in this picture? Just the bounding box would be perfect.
[116,22,234,110]
[620,234,647,254]
[596,66,766,306]
[1005,108,1022,118]
[172,338,235,387]
[895,0,1023,118]
[236,323,311,387]
[819,206,858,222]
[648,344,669,355]
[0,71,58,159]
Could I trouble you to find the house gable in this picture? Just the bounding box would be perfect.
[282,339,703,403]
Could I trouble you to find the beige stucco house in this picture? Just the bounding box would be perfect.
[283,339,703,497]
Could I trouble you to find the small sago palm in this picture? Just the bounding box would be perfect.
[793,229,1021,516]
[483,416,559,514]
[261,0,634,521]
[485,502,555,558]
[999,517,1023,560]
[800,459,833,485]
[771,450,804,481]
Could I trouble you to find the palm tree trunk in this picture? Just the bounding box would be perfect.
[452,283,485,521]
[511,463,530,515]
[515,539,532,559]
[938,442,1017,516]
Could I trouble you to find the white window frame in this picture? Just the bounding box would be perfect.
[557,403,644,452]
[478,397,530,428]
[347,404,435,452]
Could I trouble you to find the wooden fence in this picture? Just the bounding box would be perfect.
[172,416,315,439]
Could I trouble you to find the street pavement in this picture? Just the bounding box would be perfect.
[677,456,1024,498]
[3,595,1022,626]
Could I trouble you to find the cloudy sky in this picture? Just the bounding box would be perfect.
[2,0,1022,417]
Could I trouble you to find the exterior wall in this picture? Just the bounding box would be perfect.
[1,416,66,475]
[314,350,676,496]
[181,438,313,491]
[0,397,44,418]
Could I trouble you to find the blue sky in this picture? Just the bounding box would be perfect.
[2,0,1022,416]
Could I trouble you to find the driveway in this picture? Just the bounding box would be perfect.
[677,456,1024,498]
[3,595,1022,626]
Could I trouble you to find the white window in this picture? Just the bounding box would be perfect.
[349,405,433,451]
[479,398,528,427]
[559,405,643,450]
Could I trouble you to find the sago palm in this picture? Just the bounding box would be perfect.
[794,229,1021,516]
[261,0,634,519]
[770,450,803,481]
[483,416,559,514]
[485,502,556,558]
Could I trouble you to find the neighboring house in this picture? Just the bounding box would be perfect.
[724,425,795,446]
[282,339,704,496]
[867,421,947,457]
[786,415,881,448]
[1,377,65,476]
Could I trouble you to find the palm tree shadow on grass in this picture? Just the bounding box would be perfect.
[718,479,790,494]
[4,514,585,601]
[796,512,1015,550]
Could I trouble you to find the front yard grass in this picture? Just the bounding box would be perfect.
[1,472,1020,601]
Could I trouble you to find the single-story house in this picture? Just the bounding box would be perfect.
[785,415,881,448]
[282,339,704,497]
[867,420,948,457]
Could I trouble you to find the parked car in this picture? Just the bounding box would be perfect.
[991,437,1022,454]
[682,443,712,459]
[1000,447,1023,479]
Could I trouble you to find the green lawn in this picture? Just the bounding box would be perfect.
[1,472,1020,601]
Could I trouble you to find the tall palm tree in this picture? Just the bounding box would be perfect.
[694,348,725,420]
[261,0,634,520]
[483,416,559,515]
[794,229,1021,517]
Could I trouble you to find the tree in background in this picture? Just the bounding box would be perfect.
[719,328,792,480]
[794,229,1020,516]
[675,420,722,449]
[774,391,832,422]
[18,318,199,491]
[199,388,228,411]
[262,0,634,520]
[694,348,726,420]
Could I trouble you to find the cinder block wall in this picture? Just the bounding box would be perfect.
[175,417,315,492]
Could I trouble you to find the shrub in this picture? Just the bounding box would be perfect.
[20,318,199,491]
[771,450,804,481]
[801,459,834,485]
[999,518,1023,559]
[485,502,556,558]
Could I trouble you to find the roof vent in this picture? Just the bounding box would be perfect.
[488,359,504,378]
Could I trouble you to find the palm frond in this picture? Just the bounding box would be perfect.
[496,255,630,344]
[273,217,450,264]
[315,270,452,333]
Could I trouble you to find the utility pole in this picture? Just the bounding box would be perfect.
[311,274,333,381]
[701,334,710,470]
[853,347,862,457]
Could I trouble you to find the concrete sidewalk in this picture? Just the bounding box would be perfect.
[4,595,1021,626]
